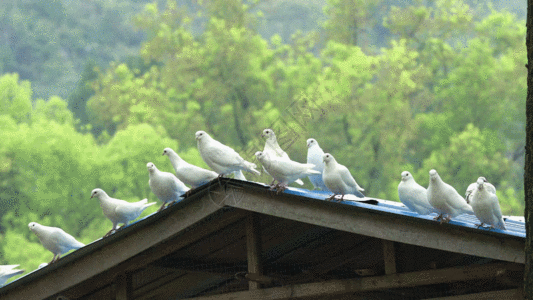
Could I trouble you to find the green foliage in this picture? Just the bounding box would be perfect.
[0,74,32,123]
[0,0,527,279]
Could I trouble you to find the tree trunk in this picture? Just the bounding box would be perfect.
[525,0,533,297]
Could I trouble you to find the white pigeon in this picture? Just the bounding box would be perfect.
[0,265,24,286]
[322,153,365,201]
[196,131,260,176]
[465,176,496,204]
[306,138,329,191]
[147,162,190,212]
[28,222,85,264]
[233,170,247,181]
[162,147,218,188]
[427,169,474,223]
[255,151,319,193]
[398,171,436,215]
[262,129,304,185]
[91,188,156,237]
[470,177,506,230]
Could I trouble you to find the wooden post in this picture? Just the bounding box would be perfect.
[382,240,396,275]
[116,272,132,300]
[246,213,263,290]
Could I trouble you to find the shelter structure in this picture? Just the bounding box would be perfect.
[0,178,525,299]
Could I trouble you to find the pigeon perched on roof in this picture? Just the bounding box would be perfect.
[427,169,474,223]
[91,188,156,237]
[162,147,218,188]
[262,129,304,186]
[196,131,260,176]
[322,153,365,201]
[0,265,25,286]
[470,177,506,230]
[306,138,329,191]
[147,162,190,211]
[255,151,319,193]
[28,222,85,264]
[465,176,496,204]
[398,171,436,215]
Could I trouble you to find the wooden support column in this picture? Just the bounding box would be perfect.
[382,240,396,275]
[116,272,132,300]
[246,213,263,290]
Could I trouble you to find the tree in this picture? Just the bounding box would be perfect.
[524,0,533,296]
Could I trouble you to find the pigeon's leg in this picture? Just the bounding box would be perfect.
[475,223,484,228]
[157,203,167,212]
[49,254,59,264]
[327,194,336,201]
[276,183,288,194]
[433,214,443,222]
[339,194,345,202]
[270,179,276,186]
[103,228,115,238]
[442,215,451,223]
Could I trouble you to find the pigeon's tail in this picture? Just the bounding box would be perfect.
[353,190,365,198]
[463,204,475,215]
[72,240,85,250]
[233,170,247,181]
[6,269,24,277]
[496,218,507,230]
[243,161,261,176]
[142,201,157,210]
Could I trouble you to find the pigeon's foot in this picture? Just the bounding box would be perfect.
[327,194,337,201]
[433,214,443,222]
[103,229,115,238]
[157,203,167,212]
[276,184,288,194]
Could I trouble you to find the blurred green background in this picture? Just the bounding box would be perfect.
[0,0,526,279]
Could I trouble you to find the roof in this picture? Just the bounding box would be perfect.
[0,178,525,300]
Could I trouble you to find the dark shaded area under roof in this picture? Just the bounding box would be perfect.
[0,178,525,299]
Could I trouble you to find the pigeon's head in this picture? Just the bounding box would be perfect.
[28,222,38,231]
[146,162,156,173]
[254,151,268,161]
[322,153,334,164]
[476,177,487,190]
[162,147,175,156]
[90,188,105,199]
[307,138,317,148]
[429,169,438,181]
[195,131,208,141]
[401,171,412,181]
[261,129,275,139]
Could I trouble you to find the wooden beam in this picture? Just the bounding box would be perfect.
[246,213,263,290]
[382,240,396,275]
[182,262,523,300]
[424,288,522,299]
[0,197,240,300]
[115,273,132,300]
[220,187,525,264]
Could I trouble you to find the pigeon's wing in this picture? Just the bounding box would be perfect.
[486,182,497,194]
[115,201,142,221]
[338,165,360,190]
[465,183,476,203]
[206,142,245,167]
[50,228,84,251]
[489,193,504,223]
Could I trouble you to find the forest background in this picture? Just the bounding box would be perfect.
[0,0,527,278]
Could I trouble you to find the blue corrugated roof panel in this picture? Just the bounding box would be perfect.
[280,185,525,239]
